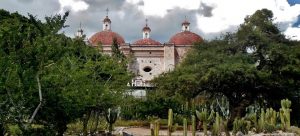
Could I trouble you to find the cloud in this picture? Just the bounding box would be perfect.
[58,0,89,13]
[195,0,300,40]
[0,0,300,41]
[284,26,300,40]
[0,0,60,18]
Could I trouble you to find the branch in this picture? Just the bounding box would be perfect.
[28,74,43,123]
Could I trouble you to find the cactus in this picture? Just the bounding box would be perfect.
[212,112,221,136]
[105,108,118,134]
[280,99,292,131]
[154,120,160,136]
[167,109,178,136]
[233,118,250,135]
[191,99,196,113]
[150,123,154,136]
[183,118,187,136]
[264,108,277,132]
[245,104,260,132]
[196,109,215,135]
[258,108,266,132]
[192,115,196,136]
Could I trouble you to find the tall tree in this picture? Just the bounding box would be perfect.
[0,9,131,135]
[153,9,300,124]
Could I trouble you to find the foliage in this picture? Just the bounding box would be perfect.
[153,8,300,125]
[0,9,131,135]
[131,91,183,119]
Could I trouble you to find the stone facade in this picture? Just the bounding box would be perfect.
[87,15,203,88]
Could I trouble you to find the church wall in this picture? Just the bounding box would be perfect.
[129,55,164,87]
[174,45,193,64]
[164,43,175,71]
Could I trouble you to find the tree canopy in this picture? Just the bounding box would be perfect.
[153,9,300,124]
[0,9,131,135]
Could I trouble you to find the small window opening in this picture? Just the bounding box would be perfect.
[143,66,152,72]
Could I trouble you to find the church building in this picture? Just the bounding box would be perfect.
[84,13,203,91]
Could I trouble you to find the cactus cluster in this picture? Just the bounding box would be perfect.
[253,108,278,133]
[280,99,292,131]
[233,118,251,135]
[196,109,215,135]
[264,108,277,132]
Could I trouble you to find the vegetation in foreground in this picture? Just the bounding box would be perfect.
[0,8,300,136]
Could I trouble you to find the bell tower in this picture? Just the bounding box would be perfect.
[103,8,111,31]
[142,19,151,39]
[181,16,190,31]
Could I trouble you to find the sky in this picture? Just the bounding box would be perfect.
[0,0,300,43]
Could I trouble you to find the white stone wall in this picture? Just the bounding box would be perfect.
[164,44,175,71]
[132,57,164,81]
[99,44,192,87]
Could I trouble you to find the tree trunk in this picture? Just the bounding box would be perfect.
[83,111,91,136]
[92,110,99,134]
[57,122,67,136]
[228,99,251,127]
[0,123,5,136]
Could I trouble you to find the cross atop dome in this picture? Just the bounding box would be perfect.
[106,8,109,16]
[103,8,111,31]
[181,16,190,31]
[142,18,151,39]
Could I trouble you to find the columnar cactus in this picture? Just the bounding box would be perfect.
[258,108,265,132]
[167,109,178,136]
[192,115,196,136]
[264,108,277,132]
[183,118,187,136]
[265,108,277,126]
[196,109,215,135]
[154,120,160,136]
[280,99,292,131]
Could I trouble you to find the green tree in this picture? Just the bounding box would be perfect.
[153,9,300,124]
[0,9,131,135]
[111,37,126,62]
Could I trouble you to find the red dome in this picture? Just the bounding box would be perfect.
[89,31,125,45]
[133,38,161,45]
[169,31,203,45]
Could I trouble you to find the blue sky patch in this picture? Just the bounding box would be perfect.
[287,0,300,6]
